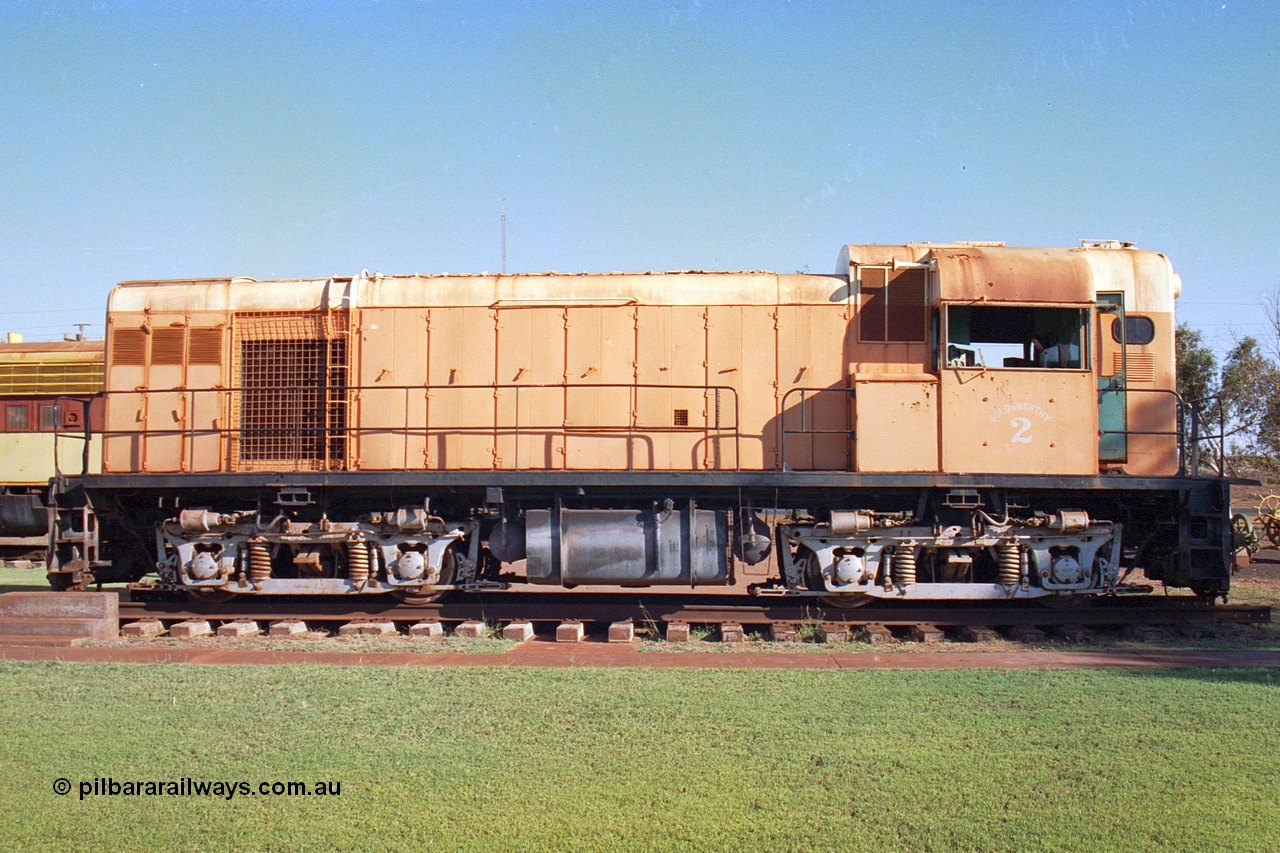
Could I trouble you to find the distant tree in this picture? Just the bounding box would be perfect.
[1176,323,1220,460]
[1218,337,1280,450]
[1257,286,1280,460]
[1259,395,1280,459]
[1178,291,1280,474]
[1175,324,1280,474]
[1176,323,1218,413]
[1262,286,1280,364]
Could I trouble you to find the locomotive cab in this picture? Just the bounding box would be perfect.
[791,242,1219,604]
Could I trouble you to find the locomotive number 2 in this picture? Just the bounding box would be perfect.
[1010,417,1033,444]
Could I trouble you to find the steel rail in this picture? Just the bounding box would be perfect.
[117,592,1271,630]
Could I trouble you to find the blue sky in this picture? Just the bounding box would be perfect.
[1,0,1276,356]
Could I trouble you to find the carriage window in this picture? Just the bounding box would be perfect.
[6,404,29,431]
[946,306,1085,369]
[39,404,59,431]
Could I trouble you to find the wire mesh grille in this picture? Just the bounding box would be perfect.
[235,312,344,341]
[233,312,348,470]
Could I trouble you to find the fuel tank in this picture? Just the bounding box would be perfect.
[525,503,728,586]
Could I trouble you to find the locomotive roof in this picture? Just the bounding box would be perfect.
[109,270,847,312]
[116,268,789,286]
[107,243,1179,314]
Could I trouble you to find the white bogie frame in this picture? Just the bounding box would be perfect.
[789,520,1123,601]
[155,518,465,595]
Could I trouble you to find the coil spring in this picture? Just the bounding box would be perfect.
[347,540,370,585]
[893,547,917,586]
[996,542,1021,585]
[248,542,272,585]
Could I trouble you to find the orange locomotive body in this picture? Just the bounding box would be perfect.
[49,242,1231,603]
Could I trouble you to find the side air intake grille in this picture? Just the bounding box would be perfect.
[232,312,348,471]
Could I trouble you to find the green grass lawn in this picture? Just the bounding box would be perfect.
[0,566,51,591]
[1226,576,1280,608]
[1,662,1277,851]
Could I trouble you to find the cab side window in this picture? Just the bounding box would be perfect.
[1116,316,1155,345]
[945,306,1085,369]
[859,267,928,343]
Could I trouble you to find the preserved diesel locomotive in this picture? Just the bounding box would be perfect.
[46,242,1232,604]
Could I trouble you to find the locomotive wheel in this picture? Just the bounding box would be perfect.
[393,587,449,605]
[46,571,82,592]
[799,552,871,609]
[47,557,91,591]
[1191,581,1225,603]
[392,548,456,605]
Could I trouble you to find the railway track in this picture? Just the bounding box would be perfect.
[117,592,1271,643]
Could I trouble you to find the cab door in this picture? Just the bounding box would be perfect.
[1096,292,1127,462]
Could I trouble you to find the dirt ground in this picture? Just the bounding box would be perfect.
[1236,548,1280,582]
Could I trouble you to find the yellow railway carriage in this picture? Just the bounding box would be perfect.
[0,340,103,559]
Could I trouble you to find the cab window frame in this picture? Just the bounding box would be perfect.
[941,304,1089,370]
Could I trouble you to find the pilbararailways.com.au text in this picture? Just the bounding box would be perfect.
[57,777,342,801]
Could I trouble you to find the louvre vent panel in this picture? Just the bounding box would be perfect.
[111,329,147,366]
[1114,351,1156,383]
[188,328,223,365]
[151,328,185,365]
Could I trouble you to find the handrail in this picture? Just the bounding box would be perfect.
[1186,393,1228,477]
[1095,387,1188,475]
[60,381,1205,479]
[50,395,99,480]
[89,381,742,474]
[778,385,854,471]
